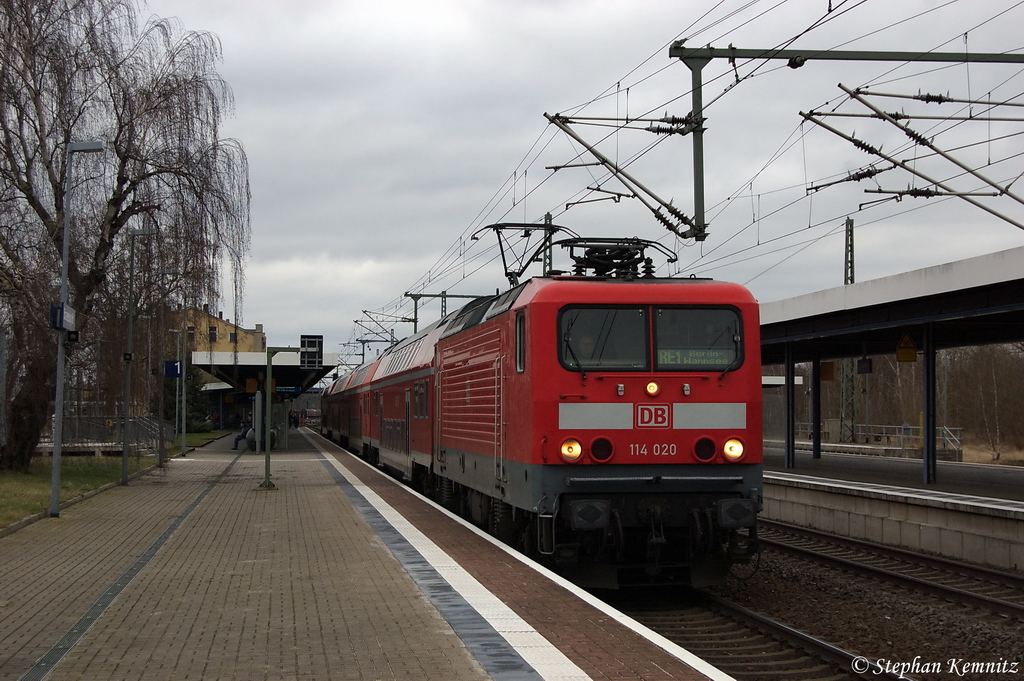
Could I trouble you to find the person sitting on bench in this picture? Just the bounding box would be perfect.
[232,420,249,450]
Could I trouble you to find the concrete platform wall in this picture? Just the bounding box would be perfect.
[764,475,1024,573]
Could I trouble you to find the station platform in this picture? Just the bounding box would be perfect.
[762,448,1024,573]
[764,447,1024,503]
[0,430,725,681]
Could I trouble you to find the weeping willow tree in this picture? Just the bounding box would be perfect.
[0,0,250,471]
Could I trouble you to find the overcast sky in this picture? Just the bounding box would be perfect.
[143,0,1024,364]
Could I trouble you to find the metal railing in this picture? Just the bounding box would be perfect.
[39,415,170,455]
[796,422,963,452]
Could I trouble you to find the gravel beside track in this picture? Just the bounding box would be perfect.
[613,588,861,681]
[710,544,1024,680]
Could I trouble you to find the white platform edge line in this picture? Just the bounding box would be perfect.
[764,471,1024,513]
[305,433,736,681]
[307,439,590,681]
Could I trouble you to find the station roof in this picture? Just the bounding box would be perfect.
[191,350,339,394]
[759,245,1024,364]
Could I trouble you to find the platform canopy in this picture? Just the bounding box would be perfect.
[191,350,338,394]
[759,245,1024,364]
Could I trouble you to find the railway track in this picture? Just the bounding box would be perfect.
[613,518,1024,680]
[610,588,907,681]
[759,519,1024,621]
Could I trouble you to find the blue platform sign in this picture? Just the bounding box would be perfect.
[49,302,76,331]
[165,360,182,378]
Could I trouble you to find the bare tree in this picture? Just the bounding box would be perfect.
[948,344,1024,460]
[0,0,249,471]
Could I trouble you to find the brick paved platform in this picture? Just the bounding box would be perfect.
[0,430,727,681]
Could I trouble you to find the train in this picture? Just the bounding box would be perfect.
[321,238,762,587]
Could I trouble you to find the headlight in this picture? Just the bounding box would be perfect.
[560,438,583,462]
[645,381,661,396]
[723,438,745,461]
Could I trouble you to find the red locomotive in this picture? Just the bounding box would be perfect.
[322,238,761,587]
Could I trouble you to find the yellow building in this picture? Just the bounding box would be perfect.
[185,304,266,354]
[181,307,332,428]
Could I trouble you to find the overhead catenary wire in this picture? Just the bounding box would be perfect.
[689,165,1024,281]
[358,1,1024,346]
[675,25,1019,280]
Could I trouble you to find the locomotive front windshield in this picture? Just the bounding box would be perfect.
[560,307,649,370]
[654,307,742,371]
[560,305,743,372]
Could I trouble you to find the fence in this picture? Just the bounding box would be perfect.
[797,421,963,453]
[38,415,171,456]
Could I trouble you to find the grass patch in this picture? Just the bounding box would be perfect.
[168,430,230,451]
[0,456,146,527]
[0,431,229,529]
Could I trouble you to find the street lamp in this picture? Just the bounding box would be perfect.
[51,140,105,518]
[180,303,187,460]
[180,295,196,460]
[166,327,181,466]
[137,314,152,420]
[121,226,157,485]
[158,268,181,468]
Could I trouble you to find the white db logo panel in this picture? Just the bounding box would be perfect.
[636,404,671,428]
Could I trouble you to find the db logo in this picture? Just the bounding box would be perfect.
[636,404,671,428]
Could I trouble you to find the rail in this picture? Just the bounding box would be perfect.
[759,519,1024,621]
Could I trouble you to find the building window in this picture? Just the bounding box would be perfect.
[209,325,217,343]
[229,332,238,343]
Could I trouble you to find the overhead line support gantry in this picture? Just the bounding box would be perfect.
[668,44,1024,244]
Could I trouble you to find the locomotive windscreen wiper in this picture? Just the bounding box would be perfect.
[563,332,587,380]
[718,333,742,380]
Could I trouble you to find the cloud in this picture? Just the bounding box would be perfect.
[240,252,447,350]
[143,0,1024,350]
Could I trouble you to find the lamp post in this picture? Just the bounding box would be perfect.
[180,296,193,459]
[167,327,181,461]
[51,140,104,518]
[1,329,6,450]
[138,314,152,419]
[121,226,157,485]
[181,318,187,459]
[261,347,298,489]
[158,268,181,468]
